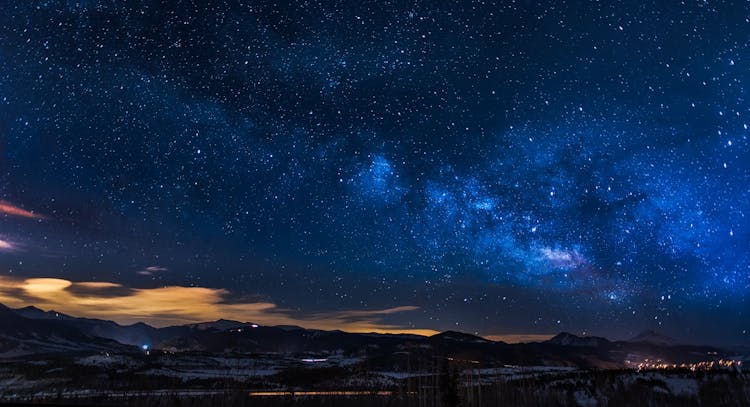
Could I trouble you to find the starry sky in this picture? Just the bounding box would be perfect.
[0,0,748,345]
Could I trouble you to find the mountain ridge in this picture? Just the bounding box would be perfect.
[628,329,679,346]
[1,302,740,370]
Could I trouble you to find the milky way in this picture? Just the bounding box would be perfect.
[0,1,748,344]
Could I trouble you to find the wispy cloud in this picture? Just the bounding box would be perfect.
[0,239,13,250]
[0,276,436,335]
[0,200,46,220]
[0,236,23,253]
[136,266,169,276]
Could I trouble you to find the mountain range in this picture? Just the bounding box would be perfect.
[0,303,744,369]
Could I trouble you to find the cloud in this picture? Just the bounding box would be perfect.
[0,276,436,335]
[0,200,46,219]
[66,281,135,298]
[136,266,169,276]
[0,239,14,251]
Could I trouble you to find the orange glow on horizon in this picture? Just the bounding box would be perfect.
[0,276,545,340]
[0,275,437,335]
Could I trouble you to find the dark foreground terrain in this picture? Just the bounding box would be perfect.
[1,367,749,407]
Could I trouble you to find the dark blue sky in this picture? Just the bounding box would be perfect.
[0,0,748,344]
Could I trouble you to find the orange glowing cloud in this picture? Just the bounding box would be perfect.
[0,200,46,219]
[0,276,437,336]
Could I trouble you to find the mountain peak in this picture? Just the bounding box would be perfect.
[121,321,155,330]
[628,330,678,346]
[187,319,245,331]
[431,330,490,343]
[547,332,609,347]
[13,305,68,320]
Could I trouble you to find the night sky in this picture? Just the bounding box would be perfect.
[0,1,748,345]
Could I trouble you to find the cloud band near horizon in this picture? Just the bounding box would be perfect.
[0,276,439,335]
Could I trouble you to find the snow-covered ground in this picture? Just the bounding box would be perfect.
[76,353,137,368]
[620,372,702,397]
[1,347,748,406]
